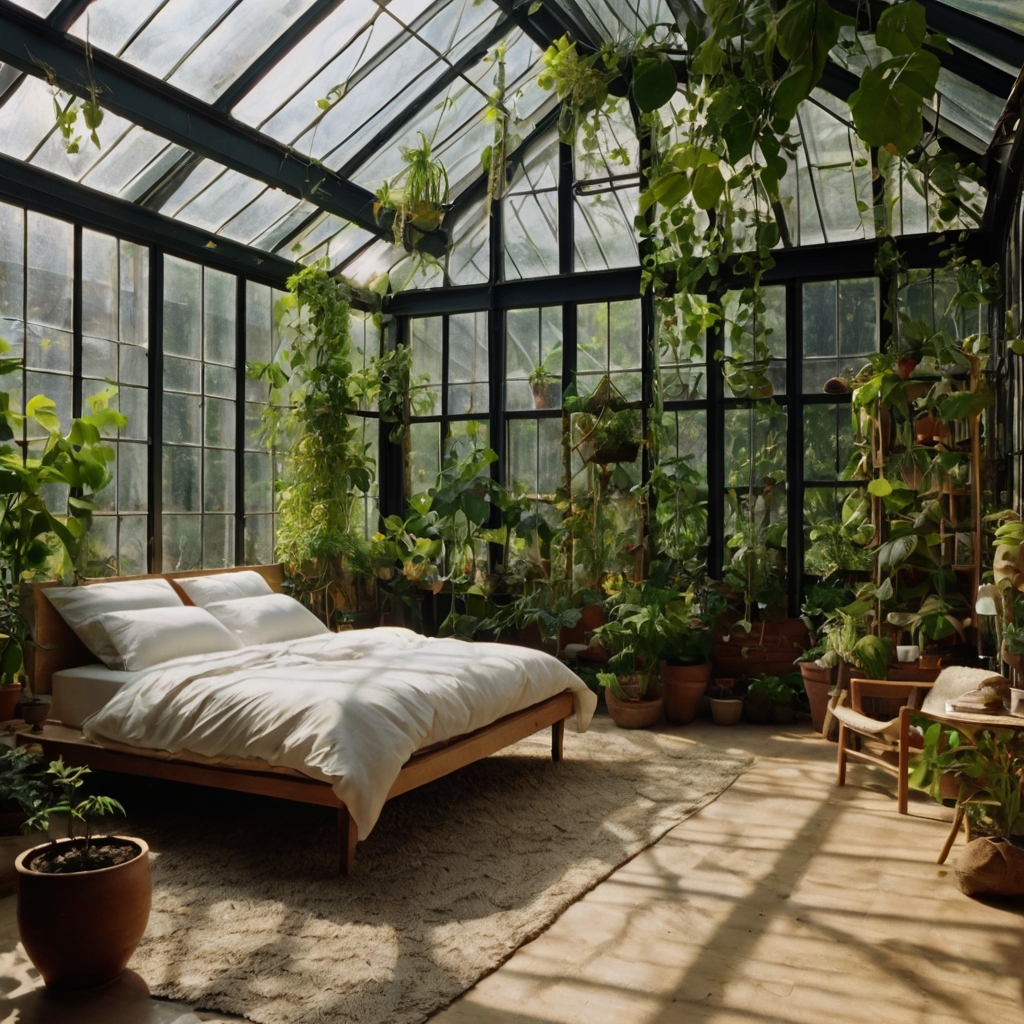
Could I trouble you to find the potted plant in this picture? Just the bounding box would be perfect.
[796,583,852,733]
[576,407,642,466]
[528,364,559,409]
[820,609,894,687]
[708,692,743,725]
[911,723,1024,896]
[15,757,151,989]
[744,674,793,724]
[593,602,664,728]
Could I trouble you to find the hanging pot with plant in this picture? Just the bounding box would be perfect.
[528,365,559,409]
[14,758,150,989]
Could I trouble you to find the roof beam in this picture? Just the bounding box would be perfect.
[0,0,385,237]
[46,0,92,32]
[0,152,294,284]
[490,0,598,52]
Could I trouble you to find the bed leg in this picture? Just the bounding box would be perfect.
[551,718,565,763]
[337,806,358,877]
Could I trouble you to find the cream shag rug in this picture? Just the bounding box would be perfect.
[124,717,752,1024]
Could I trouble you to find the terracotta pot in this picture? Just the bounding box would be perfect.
[914,414,950,446]
[896,356,919,380]
[709,698,743,726]
[661,662,711,725]
[1002,643,1023,673]
[531,382,557,409]
[919,653,943,670]
[0,683,22,723]
[16,836,151,989]
[714,677,737,692]
[798,662,835,735]
[744,691,771,725]
[604,689,663,729]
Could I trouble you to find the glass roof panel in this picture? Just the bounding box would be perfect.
[0,77,54,161]
[79,128,185,200]
[289,214,375,268]
[547,0,676,42]
[940,0,1024,35]
[0,65,22,103]
[216,186,300,244]
[9,0,61,16]
[69,0,167,55]
[117,0,240,80]
[933,67,1005,152]
[230,0,382,129]
[170,168,267,231]
[168,0,322,103]
[249,198,319,251]
[157,158,228,215]
[352,28,547,197]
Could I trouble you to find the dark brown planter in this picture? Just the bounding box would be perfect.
[661,662,711,725]
[799,662,835,735]
[605,689,663,729]
[560,604,606,651]
[956,838,1024,897]
[744,692,771,725]
[772,700,795,724]
[712,618,810,679]
[0,683,22,723]
[16,836,151,989]
[914,414,950,446]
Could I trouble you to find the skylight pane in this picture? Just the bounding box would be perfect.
[69,0,166,55]
[0,77,55,161]
[0,65,21,103]
[940,0,1024,35]
[118,0,238,80]
[10,0,61,16]
[217,187,298,245]
[249,198,318,251]
[158,159,226,216]
[80,128,178,197]
[169,0,321,103]
[173,169,266,231]
[230,0,381,129]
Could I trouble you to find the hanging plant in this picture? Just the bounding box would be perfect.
[373,132,450,257]
[247,263,375,626]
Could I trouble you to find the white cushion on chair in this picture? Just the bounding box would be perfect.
[920,667,1006,714]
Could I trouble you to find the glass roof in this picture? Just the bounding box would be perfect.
[0,0,1016,284]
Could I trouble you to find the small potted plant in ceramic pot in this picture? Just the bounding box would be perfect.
[15,757,151,989]
[528,364,559,409]
[593,603,663,729]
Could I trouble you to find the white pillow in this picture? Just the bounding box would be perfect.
[174,570,274,607]
[93,606,243,671]
[46,579,184,667]
[205,593,329,646]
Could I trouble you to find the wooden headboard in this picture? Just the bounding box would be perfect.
[21,564,286,695]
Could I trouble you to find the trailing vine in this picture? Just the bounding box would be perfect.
[248,262,375,627]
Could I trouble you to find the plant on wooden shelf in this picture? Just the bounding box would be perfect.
[15,758,151,988]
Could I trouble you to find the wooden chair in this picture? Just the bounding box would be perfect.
[834,667,1004,813]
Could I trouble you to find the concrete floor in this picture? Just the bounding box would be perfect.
[2,721,1022,1024]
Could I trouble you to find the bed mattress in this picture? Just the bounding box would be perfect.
[50,664,138,729]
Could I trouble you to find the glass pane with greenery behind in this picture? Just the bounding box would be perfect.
[803,486,873,578]
[802,278,878,393]
[654,410,708,570]
[505,306,562,411]
[724,403,788,618]
[803,403,858,481]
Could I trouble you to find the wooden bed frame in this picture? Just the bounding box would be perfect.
[18,564,575,875]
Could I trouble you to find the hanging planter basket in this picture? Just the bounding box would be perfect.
[572,376,641,466]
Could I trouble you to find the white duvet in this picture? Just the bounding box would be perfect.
[83,627,596,838]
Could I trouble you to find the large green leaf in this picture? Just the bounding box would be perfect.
[692,163,725,209]
[875,0,927,56]
[848,50,940,155]
[632,53,677,112]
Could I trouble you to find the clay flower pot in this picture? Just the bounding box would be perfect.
[709,698,743,726]
[16,836,151,989]
[798,662,835,735]
[0,682,22,723]
[914,414,950,446]
[604,689,663,729]
[661,661,711,725]
[896,356,919,380]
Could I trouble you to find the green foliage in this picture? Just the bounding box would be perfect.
[0,747,61,816]
[911,724,1024,840]
[248,263,374,627]
[747,673,801,701]
[0,348,124,684]
[374,132,450,253]
[24,758,126,859]
[822,610,894,679]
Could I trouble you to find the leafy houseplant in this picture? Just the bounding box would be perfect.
[911,724,1024,895]
[0,747,58,834]
[15,758,152,988]
[373,132,450,257]
[528,364,559,409]
[0,347,124,706]
[249,263,375,628]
